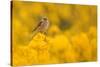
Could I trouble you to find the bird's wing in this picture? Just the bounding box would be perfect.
[32,21,42,32]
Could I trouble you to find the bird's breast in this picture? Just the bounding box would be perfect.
[39,21,49,32]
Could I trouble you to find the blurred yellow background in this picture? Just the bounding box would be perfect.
[11,1,97,66]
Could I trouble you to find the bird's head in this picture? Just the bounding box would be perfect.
[42,17,48,21]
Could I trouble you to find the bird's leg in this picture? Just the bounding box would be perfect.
[44,31,47,35]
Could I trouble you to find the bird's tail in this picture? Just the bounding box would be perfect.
[32,27,37,32]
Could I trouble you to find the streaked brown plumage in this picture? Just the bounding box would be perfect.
[32,17,49,33]
[29,17,49,41]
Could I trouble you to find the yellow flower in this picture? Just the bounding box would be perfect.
[48,25,61,36]
[71,32,93,61]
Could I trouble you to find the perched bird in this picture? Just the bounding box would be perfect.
[32,17,50,33]
[30,17,50,41]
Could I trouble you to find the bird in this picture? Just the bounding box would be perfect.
[32,17,50,33]
[30,17,50,41]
